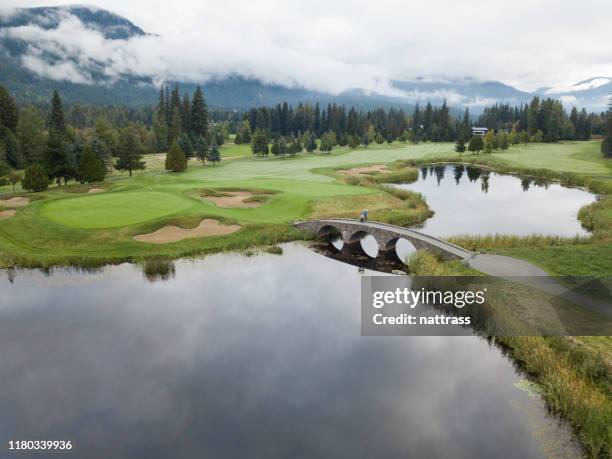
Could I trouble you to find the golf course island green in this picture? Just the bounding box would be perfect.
[0,140,611,274]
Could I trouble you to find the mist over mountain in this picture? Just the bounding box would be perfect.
[0,5,609,112]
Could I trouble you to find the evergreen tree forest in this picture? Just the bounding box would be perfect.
[0,82,610,190]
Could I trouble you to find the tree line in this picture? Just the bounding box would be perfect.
[0,84,227,191]
[476,97,608,142]
[1,82,610,192]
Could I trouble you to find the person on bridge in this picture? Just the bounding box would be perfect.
[363,209,368,222]
[360,212,365,223]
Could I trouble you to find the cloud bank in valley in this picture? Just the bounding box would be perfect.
[1,0,612,102]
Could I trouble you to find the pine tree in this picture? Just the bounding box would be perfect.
[78,145,106,183]
[152,112,169,152]
[0,85,18,132]
[195,135,209,166]
[0,125,25,168]
[190,87,208,138]
[362,133,370,148]
[454,137,466,155]
[207,143,221,165]
[460,107,471,140]
[44,128,72,185]
[278,137,288,157]
[498,132,510,150]
[168,106,182,143]
[16,106,45,164]
[251,129,269,157]
[213,128,225,146]
[508,126,519,145]
[483,130,495,153]
[320,132,333,154]
[157,85,167,123]
[90,136,111,171]
[116,128,145,177]
[468,135,484,155]
[177,134,194,158]
[170,84,181,113]
[165,142,187,172]
[181,93,191,130]
[271,138,281,156]
[292,132,301,154]
[303,131,316,152]
[49,90,66,135]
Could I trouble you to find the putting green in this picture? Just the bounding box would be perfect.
[41,191,196,229]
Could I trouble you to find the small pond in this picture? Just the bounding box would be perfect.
[390,164,596,237]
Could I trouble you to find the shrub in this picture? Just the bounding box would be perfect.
[21,163,49,192]
[165,142,187,172]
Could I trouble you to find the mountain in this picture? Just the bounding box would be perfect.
[0,5,608,112]
[536,77,612,112]
[0,5,146,39]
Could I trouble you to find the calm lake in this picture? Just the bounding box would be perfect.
[391,164,596,237]
[0,244,583,458]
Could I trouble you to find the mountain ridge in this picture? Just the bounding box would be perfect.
[0,5,610,112]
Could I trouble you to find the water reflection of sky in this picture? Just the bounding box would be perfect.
[0,244,580,458]
[392,165,596,237]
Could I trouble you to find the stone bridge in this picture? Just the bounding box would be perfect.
[294,219,474,262]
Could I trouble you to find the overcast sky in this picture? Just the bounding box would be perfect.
[2,0,612,94]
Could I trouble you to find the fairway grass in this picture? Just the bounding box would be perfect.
[490,141,612,175]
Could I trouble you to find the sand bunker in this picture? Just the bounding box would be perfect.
[0,197,29,207]
[0,210,16,220]
[338,165,391,176]
[202,191,262,208]
[134,219,241,244]
[88,188,105,194]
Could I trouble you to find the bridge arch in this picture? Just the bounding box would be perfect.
[293,219,473,262]
[316,224,341,239]
[348,231,379,258]
[316,224,343,252]
[384,237,418,263]
[348,230,369,243]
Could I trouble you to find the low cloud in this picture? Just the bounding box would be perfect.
[1,0,612,107]
[1,9,401,96]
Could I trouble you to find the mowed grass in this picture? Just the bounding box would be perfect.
[30,142,446,231]
[490,141,612,175]
[41,191,198,229]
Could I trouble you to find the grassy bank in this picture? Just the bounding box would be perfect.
[447,234,591,251]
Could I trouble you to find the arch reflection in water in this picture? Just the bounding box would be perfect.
[317,225,344,252]
[358,234,379,258]
[395,238,418,263]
